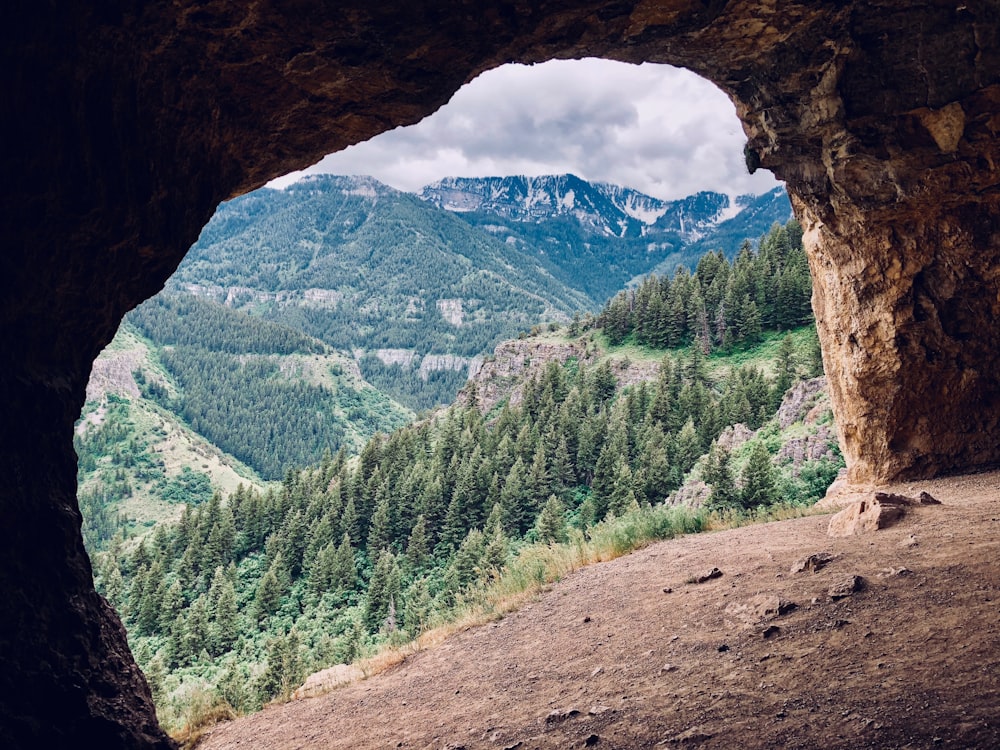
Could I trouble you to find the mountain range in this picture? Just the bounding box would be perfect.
[420,174,791,300]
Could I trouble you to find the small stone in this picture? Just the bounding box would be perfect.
[692,567,723,584]
[666,726,713,744]
[717,644,730,652]
[588,705,611,716]
[583,616,592,623]
[584,735,600,747]
[917,491,941,505]
[545,708,581,724]
[829,575,865,599]
[590,666,603,677]
[663,587,673,594]
[877,566,911,578]
[503,744,523,750]
[791,552,835,574]
[762,625,781,639]
[661,663,678,673]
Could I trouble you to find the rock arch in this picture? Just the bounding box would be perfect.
[2,1,998,745]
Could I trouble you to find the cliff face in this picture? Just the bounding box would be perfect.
[2,1,1000,746]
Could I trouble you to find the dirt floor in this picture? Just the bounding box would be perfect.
[199,471,1000,750]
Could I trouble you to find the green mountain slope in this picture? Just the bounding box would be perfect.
[77,326,268,550]
[169,175,593,408]
[124,295,414,480]
[77,302,415,553]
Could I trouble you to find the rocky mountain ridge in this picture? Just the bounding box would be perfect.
[419,173,784,242]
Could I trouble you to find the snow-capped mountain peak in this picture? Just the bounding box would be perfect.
[419,174,789,244]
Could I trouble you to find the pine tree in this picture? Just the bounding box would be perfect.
[674,418,702,476]
[183,595,210,664]
[526,447,550,517]
[807,330,825,377]
[640,430,675,503]
[535,495,567,543]
[405,515,430,571]
[208,567,238,655]
[364,549,400,632]
[740,441,778,509]
[482,522,508,576]
[253,561,284,620]
[590,442,619,521]
[442,529,486,603]
[340,495,359,546]
[366,491,393,553]
[703,444,738,511]
[331,533,356,591]
[403,577,432,636]
[550,436,576,500]
[772,333,797,409]
[159,579,185,632]
[608,460,639,517]
[500,457,530,535]
[438,492,467,555]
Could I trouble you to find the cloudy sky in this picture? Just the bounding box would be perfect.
[268,58,780,201]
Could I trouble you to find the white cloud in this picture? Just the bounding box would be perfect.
[268,59,780,201]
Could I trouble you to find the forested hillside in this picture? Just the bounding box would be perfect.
[124,294,412,479]
[76,300,413,551]
[87,218,842,732]
[599,219,811,348]
[168,175,593,409]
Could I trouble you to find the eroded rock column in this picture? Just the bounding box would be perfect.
[802,199,1000,483]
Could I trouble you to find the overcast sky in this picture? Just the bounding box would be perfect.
[268,59,781,201]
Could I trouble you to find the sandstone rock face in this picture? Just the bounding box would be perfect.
[3,0,1000,745]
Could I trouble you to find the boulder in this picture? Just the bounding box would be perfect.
[828,496,907,537]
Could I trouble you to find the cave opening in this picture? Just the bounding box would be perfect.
[4,1,1000,747]
[78,58,803,734]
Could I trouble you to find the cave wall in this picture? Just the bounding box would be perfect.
[1,0,998,745]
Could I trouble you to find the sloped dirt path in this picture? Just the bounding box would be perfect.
[200,471,1000,750]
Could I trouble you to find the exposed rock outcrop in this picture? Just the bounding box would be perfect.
[4,1,1000,745]
[827,490,942,537]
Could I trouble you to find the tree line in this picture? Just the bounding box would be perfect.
[598,221,811,349]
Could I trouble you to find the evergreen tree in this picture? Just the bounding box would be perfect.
[208,566,238,655]
[331,533,357,591]
[807,330,825,377]
[607,458,637,516]
[772,334,797,409]
[366,492,393,553]
[364,550,400,632]
[674,419,702,476]
[403,577,432,636]
[535,495,567,543]
[253,561,284,621]
[405,515,430,571]
[703,444,738,511]
[740,441,778,509]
